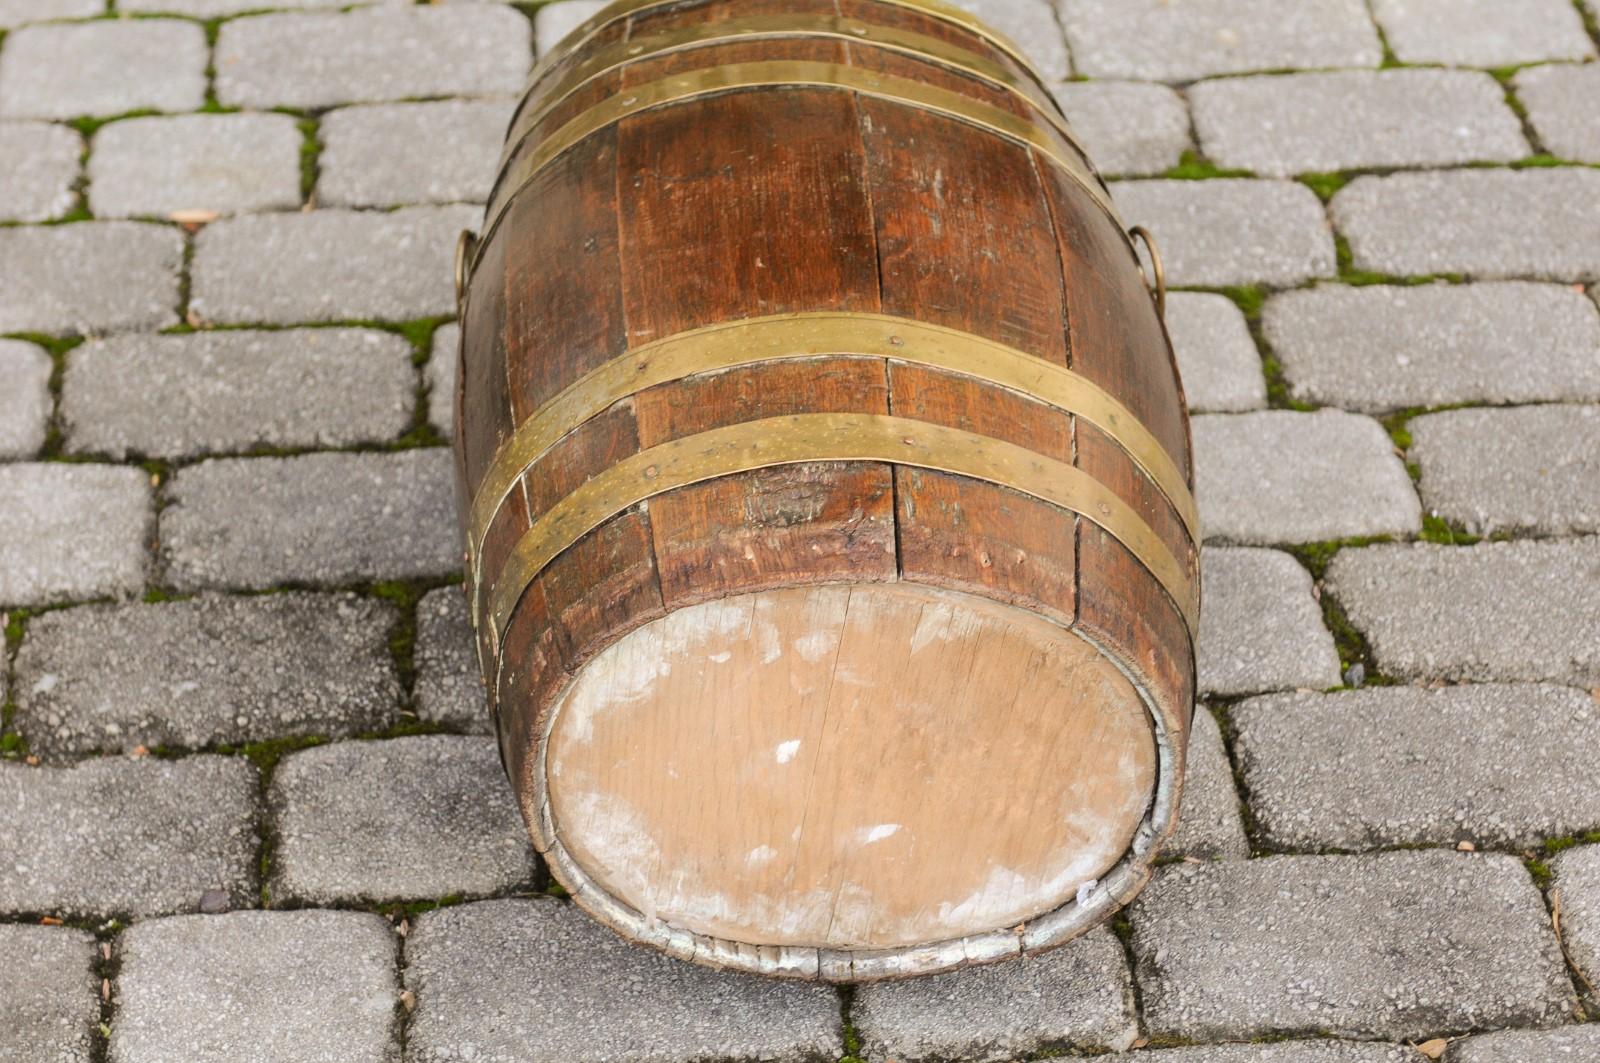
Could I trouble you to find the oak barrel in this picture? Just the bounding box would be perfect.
[454,0,1198,981]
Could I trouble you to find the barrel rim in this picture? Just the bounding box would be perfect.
[473,59,1123,277]
[514,580,1183,981]
[496,12,1088,182]
[531,0,1049,94]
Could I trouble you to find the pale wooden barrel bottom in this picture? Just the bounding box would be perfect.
[534,582,1162,969]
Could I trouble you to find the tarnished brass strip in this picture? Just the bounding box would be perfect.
[466,312,1197,604]
[475,60,1118,271]
[529,0,1043,91]
[499,13,1080,176]
[484,413,1200,658]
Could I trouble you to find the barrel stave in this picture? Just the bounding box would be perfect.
[501,131,628,418]
[1042,166,1192,478]
[889,365,1078,627]
[632,357,898,608]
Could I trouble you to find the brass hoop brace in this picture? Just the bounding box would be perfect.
[463,312,1199,609]
[484,413,1200,674]
[475,60,1120,274]
[1128,225,1166,321]
[529,0,1045,94]
[497,13,1082,178]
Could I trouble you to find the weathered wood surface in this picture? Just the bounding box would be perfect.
[456,0,1196,981]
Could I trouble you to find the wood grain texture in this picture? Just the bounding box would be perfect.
[545,583,1156,949]
[633,357,896,606]
[890,364,1077,627]
[503,127,627,418]
[1042,163,1190,477]
[616,86,880,342]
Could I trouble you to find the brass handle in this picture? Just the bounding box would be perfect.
[1128,225,1165,321]
[455,229,478,307]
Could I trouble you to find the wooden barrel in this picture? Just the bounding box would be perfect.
[454,0,1198,981]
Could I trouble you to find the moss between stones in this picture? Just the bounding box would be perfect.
[1160,150,1254,181]
[1191,284,1318,412]
[295,117,320,206]
[1578,0,1600,49]
[836,987,866,1063]
[1298,171,1350,204]
[3,333,81,459]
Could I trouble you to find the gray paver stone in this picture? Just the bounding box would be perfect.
[120,0,351,16]
[1190,70,1526,177]
[0,0,100,27]
[88,113,302,218]
[1515,63,1600,163]
[161,449,460,590]
[534,0,606,55]
[0,222,182,334]
[62,328,415,459]
[1197,547,1340,697]
[0,755,258,918]
[319,99,516,209]
[270,735,535,904]
[1263,282,1600,412]
[1058,0,1382,81]
[0,463,150,607]
[1372,0,1595,66]
[1127,1042,1415,1062]
[1130,850,1574,1041]
[943,0,1069,81]
[1410,404,1600,536]
[852,928,1138,1061]
[1326,539,1600,685]
[1332,169,1600,281]
[1113,179,1336,288]
[110,910,398,1063]
[0,924,98,1063]
[1163,292,1265,414]
[405,897,844,1063]
[14,593,399,759]
[215,7,531,109]
[0,120,79,221]
[1552,844,1600,996]
[190,206,475,324]
[1051,81,1190,178]
[427,323,459,440]
[1191,410,1421,544]
[0,20,206,120]
[0,338,52,459]
[416,586,490,733]
[1163,708,1248,860]
[1448,1025,1600,1062]
[1235,684,1600,850]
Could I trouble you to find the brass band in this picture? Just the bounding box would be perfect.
[475,60,1118,274]
[530,0,1044,91]
[465,313,1197,611]
[486,414,1201,672]
[498,13,1082,176]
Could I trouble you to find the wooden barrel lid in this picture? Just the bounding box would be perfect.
[541,582,1157,951]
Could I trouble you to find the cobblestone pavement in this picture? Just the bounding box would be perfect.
[1,0,1598,1059]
